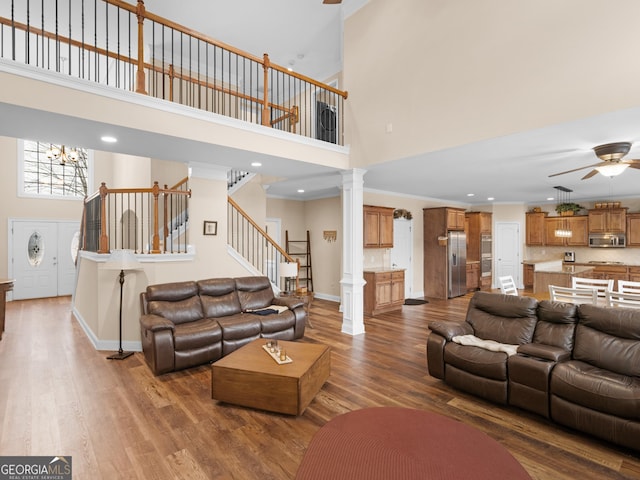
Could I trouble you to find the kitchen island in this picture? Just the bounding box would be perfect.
[363,268,405,316]
[533,265,595,294]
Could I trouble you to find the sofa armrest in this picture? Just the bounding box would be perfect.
[140,314,175,332]
[517,343,570,362]
[428,320,473,341]
[273,296,304,310]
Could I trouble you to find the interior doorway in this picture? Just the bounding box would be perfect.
[9,219,80,300]
[390,218,413,299]
[495,222,521,288]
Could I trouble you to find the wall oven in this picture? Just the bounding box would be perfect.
[481,234,492,256]
[481,256,492,277]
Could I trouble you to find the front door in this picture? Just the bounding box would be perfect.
[10,220,80,300]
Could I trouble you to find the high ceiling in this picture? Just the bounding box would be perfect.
[4,0,640,207]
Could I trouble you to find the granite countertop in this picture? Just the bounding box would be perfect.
[363,268,406,273]
[534,265,595,275]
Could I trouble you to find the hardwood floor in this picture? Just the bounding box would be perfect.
[1,293,639,479]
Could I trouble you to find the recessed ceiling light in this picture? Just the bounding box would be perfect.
[487,197,495,201]
[547,197,554,201]
[467,193,475,197]
[251,162,262,167]
[101,135,117,143]
[297,189,305,193]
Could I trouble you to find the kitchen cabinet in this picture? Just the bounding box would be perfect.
[465,212,492,262]
[423,207,469,299]
[588,265,628,291]
[543,216,588,246]
[364,205,394,248]
[466,262,479,291]
[446,208,466,231]
[626,213,640,246]
[363,270,405,316]
[628,267,640,282]
[588,208,627,234]
[523,263,534,288]
[526,212,546,246]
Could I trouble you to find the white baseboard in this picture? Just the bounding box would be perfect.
[72,307,142,352]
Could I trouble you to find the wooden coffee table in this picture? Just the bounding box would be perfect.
[211,339,330,415]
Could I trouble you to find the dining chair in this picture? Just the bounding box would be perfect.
[549,285,598,305]
[498,275,518,296]
[617,279,640,295]
[605,290,640,308]
[571,277,614,298]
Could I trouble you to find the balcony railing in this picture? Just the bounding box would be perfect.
[82,179,191,254]
[0,0,348,145]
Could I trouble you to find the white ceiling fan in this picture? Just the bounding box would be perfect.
[549,142,640,179]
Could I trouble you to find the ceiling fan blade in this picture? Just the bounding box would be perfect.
[627,163,640,170]
[581,169,599,180]
[323,0,342,3]
[548,162,603,177]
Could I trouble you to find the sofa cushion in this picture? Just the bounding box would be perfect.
[259,310,296,334]
[465,292,538,345]
[198,278,242,317]
[532,301,578,352]
[147,295,204,325]
[216,314,262,340]
[444,343,508,381]
[173,318,222,351]
[551,360,640,420]
[575,304,640,377]
[235,276,275,311]
[146,280,199,302]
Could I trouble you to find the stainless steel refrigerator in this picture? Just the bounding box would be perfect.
[448,231,467,298]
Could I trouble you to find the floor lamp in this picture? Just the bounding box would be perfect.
[103,249,142,360]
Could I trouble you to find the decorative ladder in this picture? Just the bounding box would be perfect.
[286,230,313,292]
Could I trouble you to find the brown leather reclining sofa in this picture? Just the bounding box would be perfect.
[427,291,640,452]
[139,276,307,375]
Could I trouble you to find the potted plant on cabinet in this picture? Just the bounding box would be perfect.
[555,202,584,216]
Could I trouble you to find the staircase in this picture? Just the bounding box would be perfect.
[286,230,313,292]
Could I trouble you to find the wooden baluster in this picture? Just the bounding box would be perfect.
[135,0,147,94]
[99,182,109,253]
[262,53,270,126]
[168,65,175,102]
[163,184,169,250]
[151,181,160,253]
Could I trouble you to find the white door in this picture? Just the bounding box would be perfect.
[10,220,80,300]
[390,218,413,298]
[495,222,521,288]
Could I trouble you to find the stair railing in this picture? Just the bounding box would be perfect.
[0,0,348,145]
[82,180,191,254]
[227,196,295,290]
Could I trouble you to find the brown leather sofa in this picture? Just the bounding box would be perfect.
[139,276,307,375]
[427,291,640,452]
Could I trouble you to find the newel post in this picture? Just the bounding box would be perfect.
[135,0,148,94]
[163,184,169,241]
[151,181,161,253]
[99,182,109,254]
[262,53,270,127]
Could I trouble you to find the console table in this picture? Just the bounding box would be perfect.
[0,279,15,340]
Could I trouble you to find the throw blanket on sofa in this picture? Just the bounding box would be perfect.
[451,334,519,356]
[246,304,289,314]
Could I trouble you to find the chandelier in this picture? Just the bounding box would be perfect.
[554,185,573,238]
[46,144,79,165]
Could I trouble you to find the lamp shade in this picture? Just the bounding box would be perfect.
[280,262,298,278]
[595,163,629,177]
[103,249,142,271]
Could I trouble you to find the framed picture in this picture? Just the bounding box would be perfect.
[203,220,217,236]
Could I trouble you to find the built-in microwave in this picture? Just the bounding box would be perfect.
[588,233,626,248]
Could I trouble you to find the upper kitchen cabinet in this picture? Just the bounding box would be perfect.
[526,212,546,246]
[588,208,627,233]
[364,205,394,248]
[627,213,640,246]
[446,208,466,231]
[544,216,588,247]
[466,212,492,262]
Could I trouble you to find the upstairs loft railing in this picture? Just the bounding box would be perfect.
[82,178,191,254]
[228,196,296,292]
[0,0,348,145]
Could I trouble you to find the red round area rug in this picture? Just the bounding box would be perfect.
[295,407,531,480]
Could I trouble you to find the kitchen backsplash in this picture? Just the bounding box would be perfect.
[364,248,390,269]
[525,245,640,265]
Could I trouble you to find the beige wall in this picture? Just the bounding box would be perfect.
[344,0,640,167]
[266,197,306,244]
[0,136,113,278]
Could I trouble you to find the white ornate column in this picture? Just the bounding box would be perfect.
[340,168,366,335]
